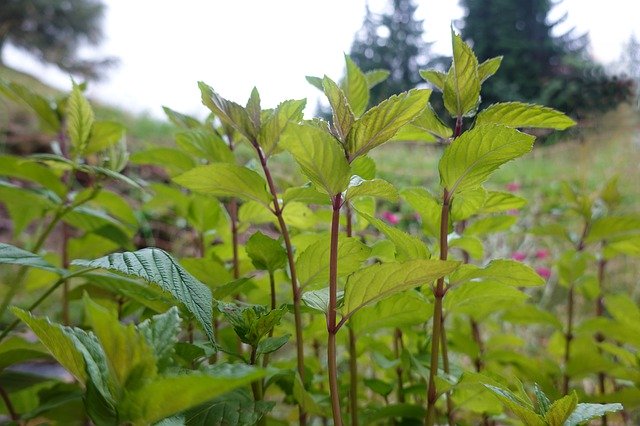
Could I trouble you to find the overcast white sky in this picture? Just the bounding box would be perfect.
[4,0,637,119]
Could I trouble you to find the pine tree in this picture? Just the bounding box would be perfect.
[460,0,588,105]
[0,0,115,80]
[349,0,431,107]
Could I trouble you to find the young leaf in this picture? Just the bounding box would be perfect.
[355,209,430,260]
[484,385,545,426]
[67,82,95,157]
[138,307,182,369]
[443,31,480,117]
[84,295,157,391]
[342,55,369,117]
[564,403,623,426]
[296,236,371,290]
[322,76,355,142]
[246,87,261,129]
[543,392,577,426]
[401,187,442,239]
[345,176,399,202]
[343,259,459,320]
[449,236,485,260]
[218,303,286,347]
[451,188,487,221]
[121,368,266,425]
[305,75,324,91]
[256,335,290,355]
[258,98,306,156]
[439,124,535,196]
[11,308,88,385]
[175,129,234,163]
[173,164,272,206]
[199,82,256,140]
[280,123,351,195]
[245,231,287,273]
[476,102,576,130]
[0,243,61,273]
[302,288,344,314]
[419,69,446,91]
[72,248,216,344]
[346,89,430,160]
[350,291,431,335]
[478,56,503,83]
[162,106,202,129]
[0,155,66,196]
[365,69,390,88]
[85,121,125,154]
[533,384,551,415]
[392,103,453,142]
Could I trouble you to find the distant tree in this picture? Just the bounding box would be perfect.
[0,0,115,80]
[349,0,432,107]
[460,0,588,105]
[617,33,640,107]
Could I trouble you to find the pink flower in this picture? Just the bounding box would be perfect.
[536,266,552,279]
[511,251,526,261]
[381,211,400,225]
[506,182,521,192]
[535,249,550,260]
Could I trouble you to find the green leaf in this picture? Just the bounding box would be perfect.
[544,392,578,426]
[451,188,487,221]
[480,191,527,213]
[322,76,355,142]
[605,235,640,258]
[86,121,125,154]
[365,69,390,88]
[345,176,398,202]
[342,55,369,117]
[280,123,351,195]
[185,389,274,426]
[350,156,377,180]
[478,56,503,83]
[293,373,325,416]
[0,81,60,132]
[364,378,394,397]
[187,195,223,233]
[476,102,576,130]
[439,124,535,196]
[464,215,518,236]
[302,288,343,314]
[72,248,216,344]
[564,403,623,426]
[401,187,442,239]
[130,147,196,176]
[346,89,430,160]
[84,295,157,391]
[0,242,61,273]
[199,82,256,140]
[355,209,430,261]
[0,155,65,196]
[351,291,431,335]
[218,303,286,347]
[11,308,87,385]
[258,98,306,156]
[245,231,287,273]
[450,260,544,287]
[586,215,640,243]
[63,206,133,248]
[122,368,265,425]
[283,184,331,206]
[246,87,261,129]
[296,236,371,290]
[343,259,458,320]
[533,384,551,415]
[444,281,527,316]
[305,75,324,91]
[449,236,484,260]
[175,129,234,163]
[443,32,480,117]
[163,106,202,129]
[484,385,545,426]
[256,334,290,355]
[67,82,95,157]
[138,307,182,370]
[392,103,452,142]
[0,337,48,371]
[419,69,446,91]
[174,164,271,206]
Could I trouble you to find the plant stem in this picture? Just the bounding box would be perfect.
[440,317,454,426]
[229,198,240,280]
[328,193,344,426]
[563,222,590,395]
[0,386,18,421]
[262,271,277,369]
[249,346,266,426]
[393,328,405,403]
[252,141,307,425]
[596,257,608,426]
[344,202,359,426]
[426,115,462,426]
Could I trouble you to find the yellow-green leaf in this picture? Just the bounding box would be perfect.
[443,32,480,117]
[323,76,355,142]
[476,102,576,130]
[67,82,95,157]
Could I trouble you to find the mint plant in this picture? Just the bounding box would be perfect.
[0,30,634,425]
